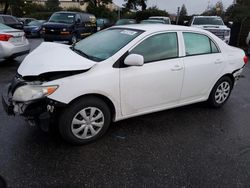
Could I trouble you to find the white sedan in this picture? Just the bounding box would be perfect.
[0,23,30,60]
[2,24,248,144]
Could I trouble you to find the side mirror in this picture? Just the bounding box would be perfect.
[124,54,144,66]
[228,21,233,25]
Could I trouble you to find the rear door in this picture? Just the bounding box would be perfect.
[180,32,224,103]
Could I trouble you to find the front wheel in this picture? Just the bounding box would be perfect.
[208,76,233,107]
[59,96,111,144]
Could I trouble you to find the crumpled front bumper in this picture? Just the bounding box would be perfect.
[1,77,65,130]
[2,84,14,116]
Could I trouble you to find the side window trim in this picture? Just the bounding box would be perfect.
[127,31,180,64]
[183,31,221,57]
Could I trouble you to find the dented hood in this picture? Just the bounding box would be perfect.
[18,42,97,76]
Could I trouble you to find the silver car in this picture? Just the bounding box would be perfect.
[0,23,30,59]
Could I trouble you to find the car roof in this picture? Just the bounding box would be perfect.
[150,16,170,19]
[193,16,221,18]
[113,24,205,33]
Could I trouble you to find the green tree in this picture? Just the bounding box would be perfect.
[87,2,117,21]
[124,0,147,11]
[85,0,112,7]
[45,0,61,11]
[225,0,250,21]
[179,4,187,16]
[0,0,24,16]
[202,1,224,16]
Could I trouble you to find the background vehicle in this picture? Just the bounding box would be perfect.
[0,15,23,29]
[97,18,112,31]
[246,31,250,45]
[140,19,165,24]
[23,20,46,37]
[115,19,136,25]
[0,23,30,59]
[246,31,250,55]
[2,25,247,144]
[42,11,97,44]
[149,16,171,24]
[18,17,36,26]
[190,16,231,44]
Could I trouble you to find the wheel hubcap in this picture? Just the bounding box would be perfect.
[71,107,104,139]
[215,81,230,104]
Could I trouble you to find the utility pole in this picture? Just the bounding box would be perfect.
[176,6,180,25]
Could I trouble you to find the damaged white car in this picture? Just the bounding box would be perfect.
[2,25,248,144]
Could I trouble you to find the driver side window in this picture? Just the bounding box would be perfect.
[130,32,178,63]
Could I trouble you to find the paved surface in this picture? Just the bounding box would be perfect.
[0,39,250,188]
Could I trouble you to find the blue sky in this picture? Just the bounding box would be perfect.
[113,0,234,14]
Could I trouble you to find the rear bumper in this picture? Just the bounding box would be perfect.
[0,40,30,59]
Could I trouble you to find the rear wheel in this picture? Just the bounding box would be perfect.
[59,96,111,144]
[208,76,233,107]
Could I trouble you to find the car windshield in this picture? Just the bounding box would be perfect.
[0,23,13,30]
[193,17,224,25]
[49,13,75,24]
[141,20,165,24]
[73,28,143,62]
[28,20,44,26]
[149,18,170,24]
[115,19,136,25]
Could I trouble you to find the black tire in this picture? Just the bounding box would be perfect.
[44,38,52,42]
[208,76,233,108]
[59,96,111,145]
[69,33,78,45]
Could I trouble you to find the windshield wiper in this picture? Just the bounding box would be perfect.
[71,46,90,59]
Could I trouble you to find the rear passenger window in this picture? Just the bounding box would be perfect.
[130,32,178,63]
[211,40,219,53]
[3,16,17,24]
[183,32,220,56]
[0,16,3,23]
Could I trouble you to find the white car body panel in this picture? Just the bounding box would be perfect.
[0,28,30,59]
[18,42,96,76]
[16,24,246,122]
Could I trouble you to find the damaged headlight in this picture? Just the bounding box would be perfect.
[12,85,58,102]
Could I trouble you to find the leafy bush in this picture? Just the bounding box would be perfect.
[87,3,117,21]
[122,6,169,22]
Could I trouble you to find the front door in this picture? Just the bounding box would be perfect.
[120,32,184,116]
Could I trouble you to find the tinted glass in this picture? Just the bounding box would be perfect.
[0,23,13,30]
[28,20,43,26]
[184,33,220,56]
[131,32,178,63]
[3,16,17,24]
[193,17,224,25]
[49,13,75,24]
[211,40,219,53]
[74,28,143,61]
[140,20,165,24]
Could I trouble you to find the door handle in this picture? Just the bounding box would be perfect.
[171,65,183,71]
[215,59,223,64]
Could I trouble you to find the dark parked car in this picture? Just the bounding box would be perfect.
[42,11,97,44]
[23,20,46,37]
[0,14,23,29]
[115,19,137,25]
[97,18,112,31]
[18,17,36,25]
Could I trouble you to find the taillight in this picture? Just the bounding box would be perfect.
[0,34,13,41]
[244,55,248,64]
